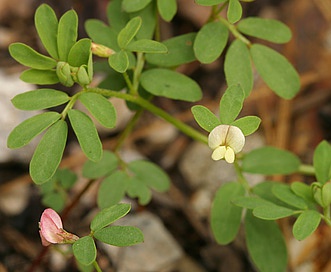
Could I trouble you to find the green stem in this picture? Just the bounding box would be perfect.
[234,160,251,192]
[114,109,144,152]
[87,87,208,144]
[218,17,251,46]
[132,52,145,92]
[61,92,81,119]
[123,72,134,94]
[93,260,102,272]
[298,164,315,176]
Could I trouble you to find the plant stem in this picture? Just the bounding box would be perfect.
[218,17,251,46]
[93,260,102,272]
[61,92,81,119]
[298,164,315,176]
[234,160,251,192]
[132,52,145,93]
[87,87,208,144]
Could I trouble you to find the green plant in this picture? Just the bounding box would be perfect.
[6,0,331,271]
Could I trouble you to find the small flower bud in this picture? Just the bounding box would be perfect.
[76,65,91,86]
[39,208,79,246]
[91,43,115,58]
[56,62,74,87]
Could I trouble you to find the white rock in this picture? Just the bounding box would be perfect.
[101,211,183,272]
[0,70,40,163]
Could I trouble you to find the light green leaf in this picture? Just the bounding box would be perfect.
[245,211,288,272]
[118,17,142,49]
[250,44,300,99]
[122,0,152,12]
[232,196,272,209]
[224,40,253,97]
[34,4,59,59]
[211,182,245,245]
[157,0,177,21]
[7,112,61,149]
[237,17,292,44]
[128,160,170,192]
[73,236,96,266]
[56,168,77,189]
[11,89,69,111]
[227,0,242,24]
[313,140,331,184]
[30,120,68,184]
[97,171,129,209]
[291,182,315,204]
[107,0,130,33]
[68,109,102,162]
[20,69,59,85]
[219,84,245,124]
[194,21,228,64]
[272,183,308,210]
[126,39,167,53]
[9,43,57,70]
[131,2,156,40]
[231,116,261,136]
[145,33,196,67]
[108,50,129,73]
[293,210,321,240]
[82,151,118,179]
[195,0,226,5]
[57,10,78,61]
[252,181,289,207]
[242,146,301,175]
[140,68,202,102]
[94,226,144,246]
[127,177,152,205]
[91,203,131,232]
[85,19,119,50]
[79,92,116,128]
[68,39,92,67]
[191,105,220,132]
[253,204,295,220]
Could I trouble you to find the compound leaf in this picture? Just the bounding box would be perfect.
[292,210,321,240]
[118,17,142,49]
[73,236,96,266]
[191,105,221,132]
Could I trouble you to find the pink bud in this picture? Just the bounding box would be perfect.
[39,208,79,246]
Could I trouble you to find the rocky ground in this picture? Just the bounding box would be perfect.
[1,0,331,271]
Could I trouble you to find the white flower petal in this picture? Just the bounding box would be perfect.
[224,147,235,163]
[211,146,226,161]
[208,125,230,149]
[226,126,245,153]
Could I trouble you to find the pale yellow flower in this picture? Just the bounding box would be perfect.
[208,125,245,163]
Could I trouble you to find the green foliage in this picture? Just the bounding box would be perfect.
[68,39,92,67]
[195,0,226,6]
[9,43,57,70]
[20,69,59,85]
[7,112,60,149]
[30,120,68,184]
[191,105,221,132]
[118,17,142,49]
[231,116,261,136]
[68,109,103,162]
[252,204,295,220]
[237,17,292,43]
[242,146,301,175]
[57,10,78,61]
[82,151,119,179]
[97,171,129,209]
[157,0,177,22]
[224,40,253,97]
[79,92,117,129]
[250,44,300,99]
[122,0,152,12]
[245,212,288,272]
[219,84,245,124]
[194,21,229,64]
[290,182,315,204]
[140,68,202,102]
[227,0,242,24]
[11,89,69,111]
[313,140,331,184]
[126,39,167,53]
[145,33,197,67]
[94,226,144,246]
[90,203,131,232]
[34,4,59,59]
[211,182,245,245]
[73,236,97,266]
[108,51,129,73]
[292,210,321,240]
[272,183,308,210]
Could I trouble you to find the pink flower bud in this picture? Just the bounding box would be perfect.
[39,208,79,246]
